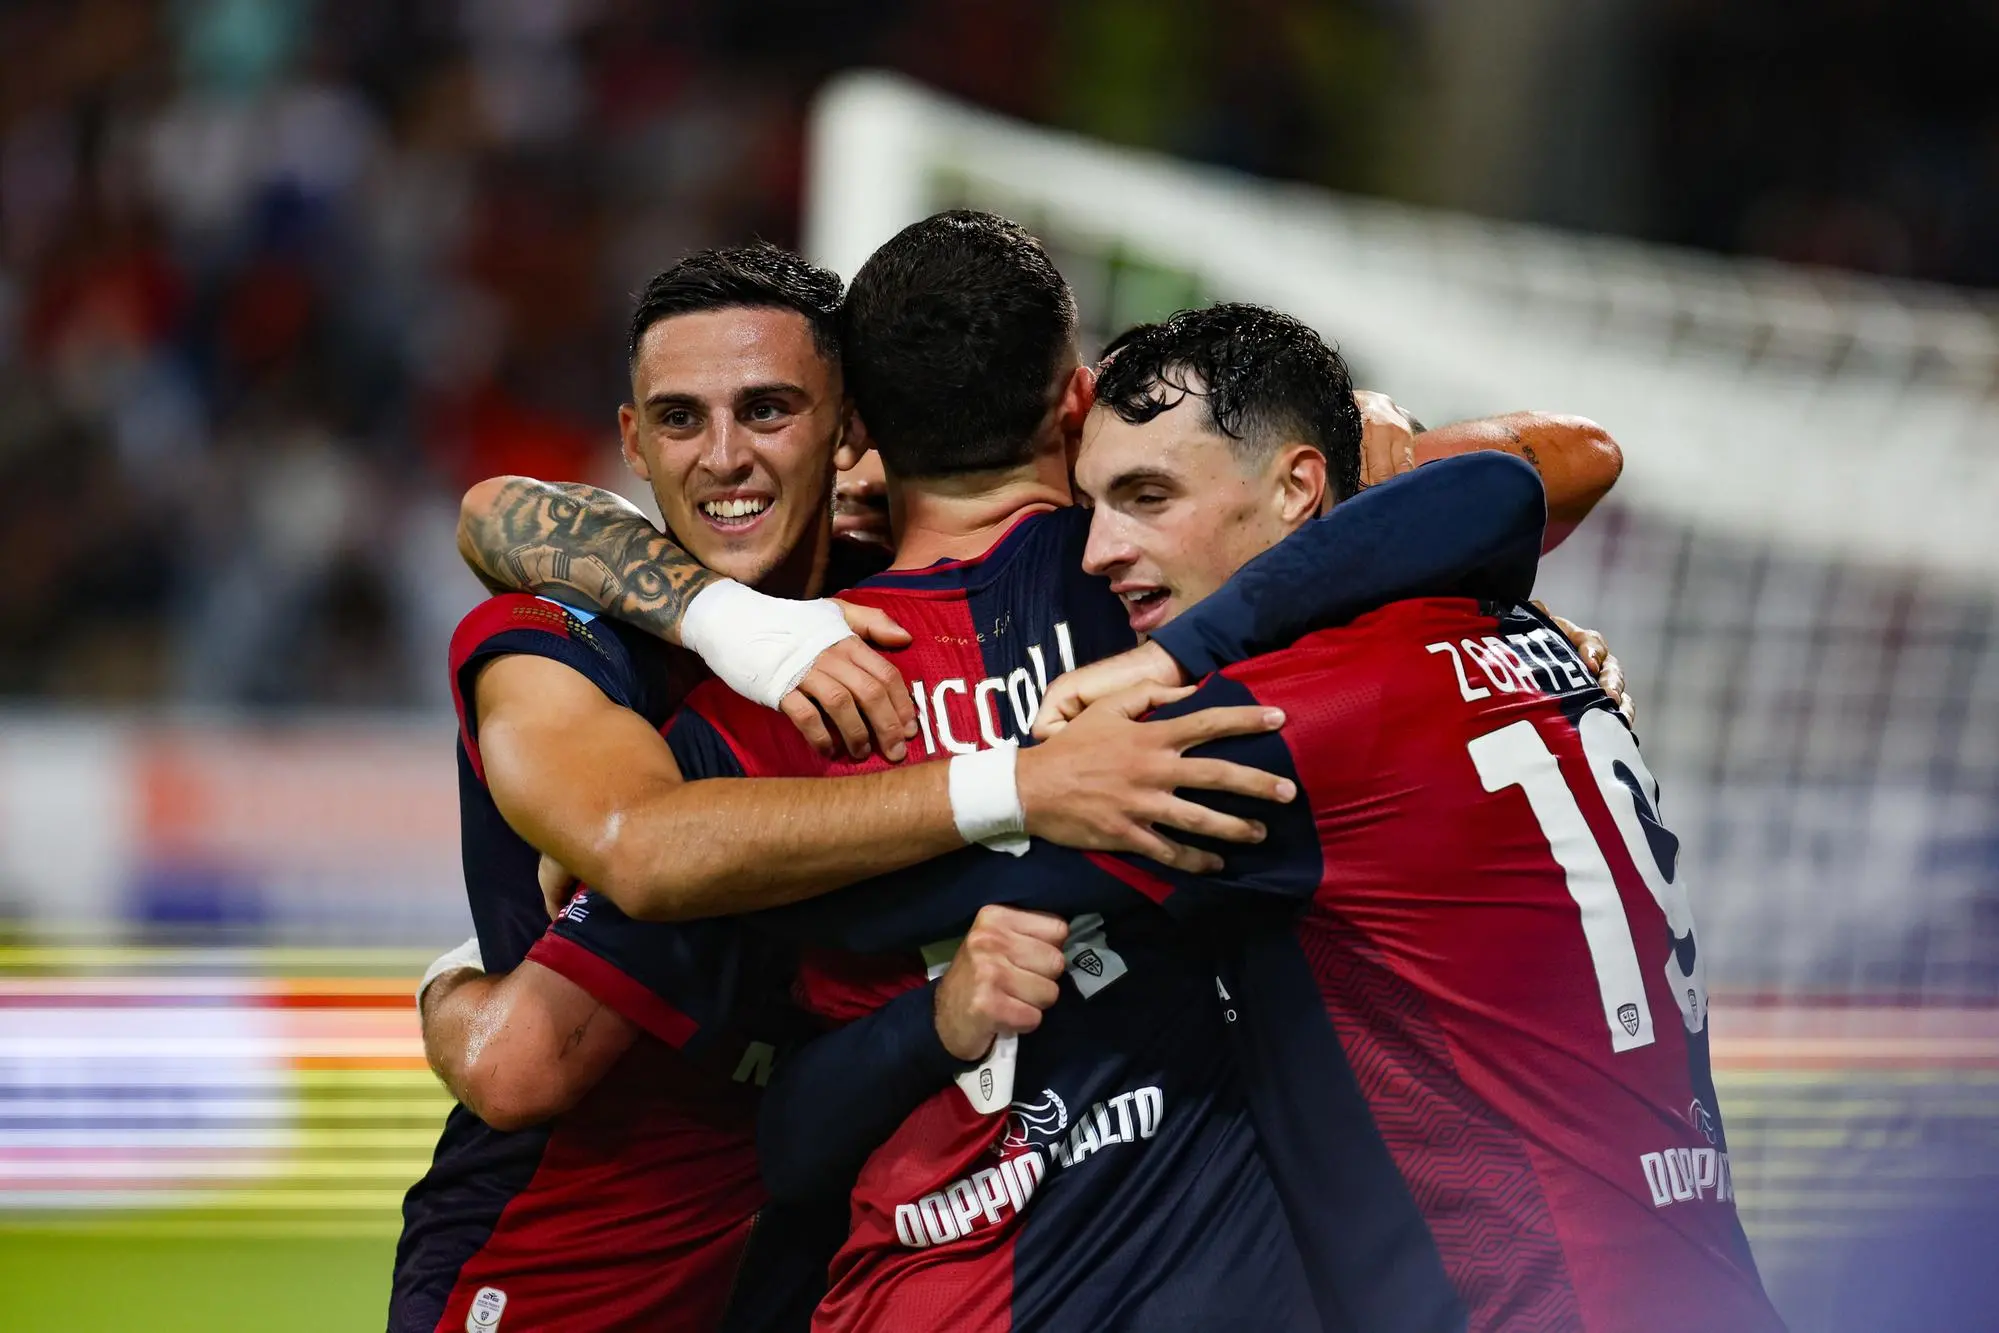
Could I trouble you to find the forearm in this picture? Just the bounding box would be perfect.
[758,985,964,1201]
[1413,412,1621,542]
[457,476,719,644]
[579,764,967,922]
[752,840,1131,953]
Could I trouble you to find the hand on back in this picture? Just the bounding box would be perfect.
[1018,680,1295,874]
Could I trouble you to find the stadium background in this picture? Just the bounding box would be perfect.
[2,2,1997,1329]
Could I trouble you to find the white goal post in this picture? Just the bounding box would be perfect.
[807,71,1999,585]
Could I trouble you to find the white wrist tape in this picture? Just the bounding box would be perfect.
[948,745,1029,856]
[417,935,485,1012]
[679,580,856,709]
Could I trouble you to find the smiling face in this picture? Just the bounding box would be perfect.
[617,306,847,590]
[1076,398,1325,637]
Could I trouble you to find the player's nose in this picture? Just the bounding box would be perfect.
[699,418,758,478]
[1081,515,1135,577]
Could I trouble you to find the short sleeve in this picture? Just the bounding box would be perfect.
[527,889,748,1052]
[663,703,751,780]
[448,595,650,782]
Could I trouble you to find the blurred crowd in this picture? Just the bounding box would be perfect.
[0,0,1990,708]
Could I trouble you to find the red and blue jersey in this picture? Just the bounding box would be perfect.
[659,505,1318,1332]
[667,454,1549,1331]
[1096,598,1785,1332]
[392,594,822,1333]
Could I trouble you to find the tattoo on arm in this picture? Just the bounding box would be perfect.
[460,479,720,645]
[1493,423,1541,470]
[559,1003,604,1058]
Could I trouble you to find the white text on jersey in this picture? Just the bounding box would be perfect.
[1428,626,1592,703]
[891,1083,1163,1249]
[907,621,1079,757]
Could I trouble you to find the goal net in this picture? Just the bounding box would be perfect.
[807,72,1999,1326]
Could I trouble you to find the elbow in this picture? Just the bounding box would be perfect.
[586,831,687,923]
[1552,416,1624,525]
[458,1047,576,1133]
[458,476,524,574]
[586,809,720,923]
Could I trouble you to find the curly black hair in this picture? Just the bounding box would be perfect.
[628,242,843,367]
[1094,303,1363,503]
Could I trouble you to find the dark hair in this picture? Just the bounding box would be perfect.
[627,242,843,367]
[840,210,1078,479]
[1094,303,1364,502]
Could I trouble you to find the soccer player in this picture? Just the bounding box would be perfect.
[391,245,1299,1333]
[901,303,1782,1331]
[483,213,1627,1330]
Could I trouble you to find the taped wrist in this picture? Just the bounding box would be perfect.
[679,580,855,709]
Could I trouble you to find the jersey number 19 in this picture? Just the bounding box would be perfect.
[1468,707,1706,1054]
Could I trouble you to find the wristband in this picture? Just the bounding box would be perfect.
[679,579,855,709]
[948,745,1029,857]
[417,935,484,1012]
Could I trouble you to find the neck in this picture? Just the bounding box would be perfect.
[887,447,1073,569]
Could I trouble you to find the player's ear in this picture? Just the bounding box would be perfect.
[832,402,868,472]
[1274,443,1325,527]
[1057,363,1096,442]
[617,404,653,482]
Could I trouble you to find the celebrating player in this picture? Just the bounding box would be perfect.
[837,302,1783,1331]
[391,245,1304,1333]
[478,212,1630,1329]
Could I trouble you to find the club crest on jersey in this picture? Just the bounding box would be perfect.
[1062,915,1129,998]
[979,1067,994,1100]
[466,1286,506,1331]
[1618,1002,1641,1036]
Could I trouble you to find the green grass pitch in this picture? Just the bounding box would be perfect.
[0,1228,396,1332]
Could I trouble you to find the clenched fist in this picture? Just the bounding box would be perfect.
[933,906,1070,1062]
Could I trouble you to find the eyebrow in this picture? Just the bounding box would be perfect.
[1103,466,1180,493]
[643,382,811,413]
[733,382,809,402]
